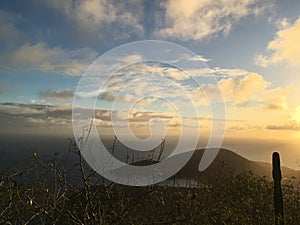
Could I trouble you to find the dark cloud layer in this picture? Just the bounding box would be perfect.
[265,123,300,131]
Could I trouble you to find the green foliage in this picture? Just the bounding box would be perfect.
[0,151,299,224]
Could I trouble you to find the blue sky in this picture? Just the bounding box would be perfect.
[0,0,298,99]
[1,0,300,168]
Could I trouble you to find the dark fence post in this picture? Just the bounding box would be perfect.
[272,152,284,225]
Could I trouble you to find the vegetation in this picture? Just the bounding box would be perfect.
[272,152,284,225]
[0,142,299,224]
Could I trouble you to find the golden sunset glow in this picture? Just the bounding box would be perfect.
[293,106,300,124]
[0,0,300,170]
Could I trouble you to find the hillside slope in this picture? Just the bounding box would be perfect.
[173,148,300,181]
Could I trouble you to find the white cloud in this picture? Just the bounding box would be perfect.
[123,93,135,103]
[120,54,144,65]
[4,42,97,76]
[275,17,290,29]
[135,97,157,107]
[255,17,300,67]
[157,0,271,40]
[187,67,250,78]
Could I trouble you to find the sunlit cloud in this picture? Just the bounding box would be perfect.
[219,73,270,105]
[265,121,300,131]
[191,72,292,113]
[76,60,292,121]
[156,0,272,40]
[255,17,300,67]
[292,105,300,124]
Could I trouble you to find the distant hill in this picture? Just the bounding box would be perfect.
[132,148,300,182]
[173,148,300,181]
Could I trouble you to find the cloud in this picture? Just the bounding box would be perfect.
[87,62,195,104]
[255,17,300,66]
[0,102,53,110]
[41,0,143,39]
[182,54,210,63]
[219,73,270,105]
[156,0,271,40]
[0,102,72,132]
[0,10,22,45]
[0,83,8,95]
[0,102,207,136]
[3,42,97,75]
[78,61,291,115]
[222,73,291,111]
[192,72,291,111]
[265,122,300,131]
[196,73,271,105]
[259,87,291,111]
[187,67,250,78]
[227,124,263,131]
[39,89,74,101]
[275,17,290,29]
[98,92,116,102]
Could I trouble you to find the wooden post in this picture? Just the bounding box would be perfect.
[272,152,284,225]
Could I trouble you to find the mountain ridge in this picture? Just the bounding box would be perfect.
[132,148,300,181]
[173,148,300,181]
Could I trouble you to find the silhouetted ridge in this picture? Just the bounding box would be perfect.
[175,148,300,180]
[133,148,300,181]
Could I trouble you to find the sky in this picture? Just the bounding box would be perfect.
[0,0,300,169]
